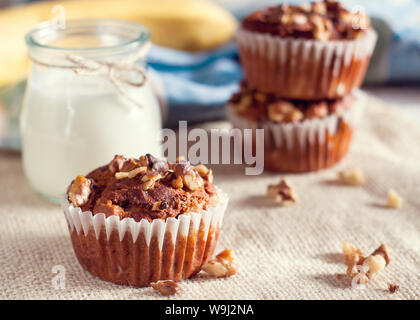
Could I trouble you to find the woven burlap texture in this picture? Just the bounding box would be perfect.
[1,94,419,300]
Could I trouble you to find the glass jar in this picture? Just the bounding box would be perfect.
[21,20,162,203]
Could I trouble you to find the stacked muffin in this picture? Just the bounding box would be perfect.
[227,0,377,172]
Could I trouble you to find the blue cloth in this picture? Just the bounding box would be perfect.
[147,44,242,126]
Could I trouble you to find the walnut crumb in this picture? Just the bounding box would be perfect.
[342,242,391,284]
[387,189,403,209]
[202,249,238,278]
[388,283,400,294]
[150,280,180,296]
[338,167,366,186]
[267,178,297,206]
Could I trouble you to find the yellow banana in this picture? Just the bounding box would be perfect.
[0,0,237,88]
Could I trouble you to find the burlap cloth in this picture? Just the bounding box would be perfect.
[1,94,419,300]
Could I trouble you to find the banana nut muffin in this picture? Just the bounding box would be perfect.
[67,154,219,222]
[236,0,377,99]
[227,83,363,172]
[64,154,226,287]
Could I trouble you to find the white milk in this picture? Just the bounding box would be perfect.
[21,69,162,201]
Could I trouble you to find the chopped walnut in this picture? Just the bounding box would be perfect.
[388,283,400,294]
[305,101,328,119]
[371,244,391,266]
[150,280,180,296]
[343,242,391,284]
[141,172,162,191]
[108,155,124,173]
[171,176,183,189]
[68,175,92,207]
[232,94,252,113]
[387,189,403,209]
[311,1,326,15]
[342,241,364,266]
[254,92,267,102]
[194,164,213,183]
[183,174,203,191]
[338,167,366,186]
[292,13,308,25]
[267,178,297,206]
[268,101,303,123]
[363,255,386,279]
[115,166,147,179]
[309,15,331,41]
[299,3,311,12]
[202,249,238,278]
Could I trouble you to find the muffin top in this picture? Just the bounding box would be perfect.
[241,0,370,40]
[229,82,355,123]
[67,154,219,222]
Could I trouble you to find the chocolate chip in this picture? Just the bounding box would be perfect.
[145,153,169,172]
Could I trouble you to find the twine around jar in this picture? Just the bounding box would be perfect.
[28,42,151,108]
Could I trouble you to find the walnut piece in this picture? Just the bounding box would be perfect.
[305,101,328,119]
[108,155,124,173]
[171,176,183,189]
[233,94,252,113]
[342,241,364,267]
[150,280,180,296]
[342,242,391,284]
[183,173,203,191]
[268,101,303,123]
[267,178,297,206]
[371,244,391,266]
[115,166,147,179]
[363,255,386,279]
[141,172,162,191]
[194,164,213,183]
[68,175,91,207]
[202,249,238,278]
[338,167,366,186]
[388,283,400,294]
[387,189,403,209]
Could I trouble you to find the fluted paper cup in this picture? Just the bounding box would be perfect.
[227,90,365,172]
[62,187,228,287]
[236,28,377,100]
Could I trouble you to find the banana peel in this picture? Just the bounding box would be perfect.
[0,0,237,88]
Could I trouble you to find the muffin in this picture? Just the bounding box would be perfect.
[227,83,364,172]
[62,154,228,287]
[236,0,377,100]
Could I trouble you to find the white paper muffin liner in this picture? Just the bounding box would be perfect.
[61,186,228,287]
[227,90,366,172]
[236,28,377,100]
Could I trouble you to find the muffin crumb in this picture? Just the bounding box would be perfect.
[151,280,180,296]
[267,179,297,206]
[388,283,400,294]
[202,249,238,278]
[338,167,366,186]
[387,189,403,209]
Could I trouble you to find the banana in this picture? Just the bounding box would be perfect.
[0,0,237,88]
